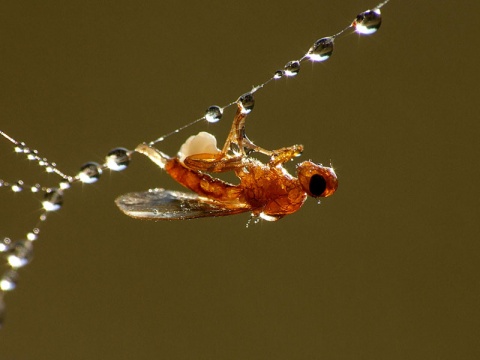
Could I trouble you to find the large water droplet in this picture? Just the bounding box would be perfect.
[284,60,300,77]
[42,188,63,212]
[106,148,130,171]
[353,8,382,35]
[78,162,102,183]
[205,106,223,123]
[0,269,19,291]
[238,93,255,114]
[8,240,34,268]
[307,37,334,62]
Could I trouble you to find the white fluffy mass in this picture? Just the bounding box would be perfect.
[178,131,221,162]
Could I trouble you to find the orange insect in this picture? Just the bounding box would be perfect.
[116,99,338,221]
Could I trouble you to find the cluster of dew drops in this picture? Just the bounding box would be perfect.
[0,3,387,326]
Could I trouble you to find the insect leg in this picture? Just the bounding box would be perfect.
[183,153,245,173]
[220,103,275,157]
[135,143,171,169]
[268,144,304,166]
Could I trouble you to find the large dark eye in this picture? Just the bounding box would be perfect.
[309,174,327,197]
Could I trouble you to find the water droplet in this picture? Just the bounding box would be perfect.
[78,162,102,183]
[273,70,284,79]
[106,148,131,171]
[42,188,63,212]
[284,60,300,77]
[353,8,381,35]
[307,37,334,62]
[11,181,24,192]
[0,238,11,252]
[59,179,71,190]
[205,106,223,123]
[27,231,38,241]
[8,240,34,268]
[238,93,255,114]
[0,269,19,291]
[31,184,41,193]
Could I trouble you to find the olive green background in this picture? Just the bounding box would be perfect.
[1,1,478,359]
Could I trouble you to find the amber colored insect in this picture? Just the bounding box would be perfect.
[115,102,338,221]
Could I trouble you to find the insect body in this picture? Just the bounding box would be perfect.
[116,101,338,221]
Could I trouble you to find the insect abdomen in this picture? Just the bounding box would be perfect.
[166,158,242,203]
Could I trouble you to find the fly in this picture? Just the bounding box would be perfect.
[115,98,338,221]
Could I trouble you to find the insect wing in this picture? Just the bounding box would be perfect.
[115,188,247,220]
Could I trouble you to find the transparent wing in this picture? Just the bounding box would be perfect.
[115,188,249,220]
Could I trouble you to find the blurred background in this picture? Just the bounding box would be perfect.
[1,1,478,359]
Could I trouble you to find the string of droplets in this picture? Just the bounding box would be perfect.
[0,0,390,327]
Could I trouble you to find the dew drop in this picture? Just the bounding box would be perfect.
[8,240,34,268]
[284,60,300,77]
[273,70,284,79]
[307,37,334,62]
[0,269,19,291]
[42,188,63,212]
[27,231,38,241]
[238,93,255,114]
[353,8,382,35]
[106,148,131,171]
[30,184,41,193]
[0,238,11,252]
[11,181,24,193]
[205,105,223,123]
[59,179,71,190]
[78,162,102,183]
